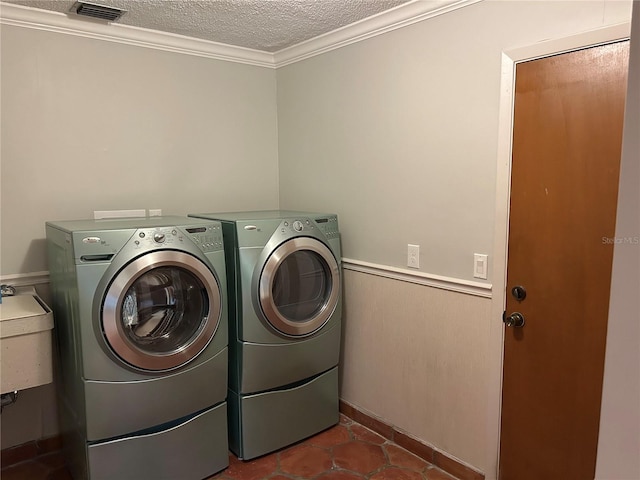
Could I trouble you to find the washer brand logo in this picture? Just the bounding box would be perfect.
[82,236,101,244]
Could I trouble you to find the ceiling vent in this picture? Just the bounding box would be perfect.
[71,2,125,22]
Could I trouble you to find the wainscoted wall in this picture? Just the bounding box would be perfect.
[340,269,491,471]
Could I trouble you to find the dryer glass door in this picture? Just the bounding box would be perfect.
[102,251,221,371]
[259,237,340,336]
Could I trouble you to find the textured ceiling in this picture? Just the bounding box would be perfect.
[4,0,412,52]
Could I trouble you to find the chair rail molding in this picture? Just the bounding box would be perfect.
[342,258,492,298]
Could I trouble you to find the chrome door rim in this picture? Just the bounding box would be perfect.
[259,237,340,336]
[102,250,221,371]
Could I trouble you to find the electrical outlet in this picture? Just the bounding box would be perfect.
[474,253,488,279]
[408,244,420,269]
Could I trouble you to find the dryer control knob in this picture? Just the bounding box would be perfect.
[153,233,166,243]
[293,221,304,232]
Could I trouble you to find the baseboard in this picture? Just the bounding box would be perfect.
[1,435,62,469]
[339,400,484,480]
[5,403,484,479]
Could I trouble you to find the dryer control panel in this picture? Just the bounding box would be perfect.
[277,215,339,240]
[313,215,340,240]
[280,219,314,234]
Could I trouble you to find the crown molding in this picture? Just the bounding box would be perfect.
[0,2,276,68]
[0,0,482,69]
[273,0,483,68]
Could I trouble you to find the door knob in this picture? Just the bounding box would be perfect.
[503,312,525,328]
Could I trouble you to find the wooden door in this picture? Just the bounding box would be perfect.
[499,41,629,479]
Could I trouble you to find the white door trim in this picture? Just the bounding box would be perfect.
[485,22,631,480]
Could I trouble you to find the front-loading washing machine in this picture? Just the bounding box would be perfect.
[46,216,229,479]
[188,210,342,460]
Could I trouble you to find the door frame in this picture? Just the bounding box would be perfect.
[486,22,631,480]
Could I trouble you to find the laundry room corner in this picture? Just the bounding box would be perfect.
[1,0,637,477]
[0,7,280,460]
[0,16,281,278]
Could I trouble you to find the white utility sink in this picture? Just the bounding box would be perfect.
[0,291,54,394]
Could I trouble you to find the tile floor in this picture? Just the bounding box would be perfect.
[1,415,458,480]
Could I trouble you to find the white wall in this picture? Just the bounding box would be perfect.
[277,0,632,474]
[596,1,640,478]
[0,25,279,276]
[277,0,631,282]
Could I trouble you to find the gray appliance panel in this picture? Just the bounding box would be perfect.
[75,244,228,381]
[47,215,219,233]
[236,323,340,394]
[229,367,339,460]
[84,347,227,441]
[190,210,333,223]
[87,403,228,480]
[47,221,228,383]
[237,243,341,345]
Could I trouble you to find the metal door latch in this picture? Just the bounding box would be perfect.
[503,311,526,328]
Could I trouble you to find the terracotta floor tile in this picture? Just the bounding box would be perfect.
[2,416,465,480]
[315,471,365,480]
[221,452,279,480]
[370,466,424,480]
[384,444,429,472]
[305,424,351,448]
[279,444,333,477]
[332,441,387,475]
[349,423,386,445]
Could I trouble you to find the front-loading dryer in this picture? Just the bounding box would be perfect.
[188,210,342,460]
[46,216,229,480]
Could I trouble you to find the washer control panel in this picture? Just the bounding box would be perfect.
[131,224,224,253]
[153,232,166,243]
[185,224,224,253]
[281,218,314,234]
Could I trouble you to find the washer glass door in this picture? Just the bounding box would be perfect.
[259,237,340,336]
[102,251,221,371]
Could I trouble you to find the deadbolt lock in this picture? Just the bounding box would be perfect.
[511,285,527,301]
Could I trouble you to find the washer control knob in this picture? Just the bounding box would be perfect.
[293,221,304,232]
[153,233,166,243]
